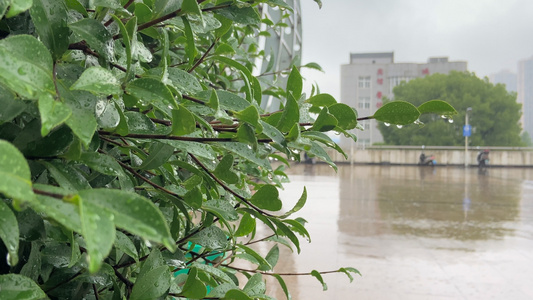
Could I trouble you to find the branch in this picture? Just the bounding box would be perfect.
[188,37,219,73]
[189,154,276,217]
[44,270,83,293]
[33,188,65,199]
[224,265,347,277]
[98,131,242,142]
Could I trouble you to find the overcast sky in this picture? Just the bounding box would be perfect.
[299,0,533,99]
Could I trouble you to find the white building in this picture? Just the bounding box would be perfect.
[340,52,467,148]
[489,70,517,93]
[518,57,533,141]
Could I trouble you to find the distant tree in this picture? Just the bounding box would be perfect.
[521,131,533,146]
[378,71,524,146]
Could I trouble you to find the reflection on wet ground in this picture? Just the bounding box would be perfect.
[265,164,533,299]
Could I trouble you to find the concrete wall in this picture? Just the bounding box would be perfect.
[327,146,533,167]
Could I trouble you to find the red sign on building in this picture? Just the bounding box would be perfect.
[377,78,383,85]
[376,102,383,108]
[422,68,429,75]
[376,91,382,99]
[377,68,383,75]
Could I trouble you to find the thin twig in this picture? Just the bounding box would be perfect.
[188,37,219,73]
[189,154,276,217]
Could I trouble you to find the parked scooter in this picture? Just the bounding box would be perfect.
[419,152,436,166]
[477,149,490,168]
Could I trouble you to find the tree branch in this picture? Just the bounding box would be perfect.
[188,37,219,73]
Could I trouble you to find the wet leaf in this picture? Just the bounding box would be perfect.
[280,187,306,218]
[306,93,336,107]
[0,140,35,204]
[0,35,54,99]
[171,105,196,136]
[273,274,291,300]
[30,0,69,60]
[418,100,458,116]
[63,90,98,147]
[277,94,299,132]
[337,267,362,283]
[0,274,47,300]
[213,154,239,184]
[131,252,171,300]
[328,103,358,130]
[203,199,239,222]
[243,273,266,295]
[234,212,256,237]
[250,184,282,211]
[42,161,91,192]
[258,244,279,271]
[214,5,260,25]
[168,67,202,94]
[69,19,113,61]
[373,101,420,125]
[38,93,72,136]
[77,195,115,273]
[180,267,207,299]
[311,107,337,132]
[311,270,327,291]
[126,77,178,109]
[0,201,19,266]
[78,189,175,252]
[78,152,125,177]
[138,141,175,170]
[287,66,302,100]
[188,226,228,250]
[30,185,82,232]
[71,67,122,95]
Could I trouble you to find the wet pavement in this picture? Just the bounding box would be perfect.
[263,164,533,299]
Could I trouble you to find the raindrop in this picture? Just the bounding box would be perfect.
[396,125,403,129]
[440,115,447,119]
[414,119,424,125]
[384,122,391,127]
[17,67,26,75]
[448,118,454,123]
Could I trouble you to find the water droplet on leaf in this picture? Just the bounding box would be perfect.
[384,122,390,127]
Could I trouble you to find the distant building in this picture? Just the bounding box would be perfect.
[489,70,517,93]
[340,52,467,148]
[518,57,533,141]
[256,1,302,112]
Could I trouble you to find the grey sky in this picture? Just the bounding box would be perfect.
[299,0,533,99]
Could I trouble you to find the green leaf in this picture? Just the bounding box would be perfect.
[260,121,285,145]
[0,35,54,99]
[0,140,35,204]
[280,187,306,218]
[182,17,197,65]
[0,201,19,266]
[311,270,327,291]
[30,0,69,60]
[78,189,176,251]
[203,199,239,222]
[63,90,98,147]
[168,67,203,94]
[224,289,252,300]
[184,186,203,209]
[273,274,291,299]
[71,66,122,95]
[338,267,362,283]
[166,140,216,160]
[131,265,171,300]
[372,101,420,125]
[328,103,358,130]
[237,123,258,150]
[258,244,279,271]
[311,107,337,132]
[243,273,266,295]
[181,0,202,16]
[313,0,323,9]
[171,105,196,136]
[214,4,260,25]
[42,161,91,192]
[0,274,47,300]
[306,93,336,107]
[188,226,228,250]
[112,15,135,83]
[234,105,260,128]
[5,0,32,18]
[271,219,300,253]
[0,86,26,123]
[249,185,282,212]
[77,195,115,273]
[30,186,82,232]
[181,267,207,299]
[418,99,458,116]
[69,18,113,61]
[218,142,271,170]
[66,0,88,17]
[286,66,302,99]
[124,111,157,134]
[152,0,180,19]
[213,154,239,184]
[236,244,271,270]
[126,78,178,109]
[277,94,299,132]
[234,212,255,237]
[138,141,175,170]
[78,152,125,178]
[38,93,72,136]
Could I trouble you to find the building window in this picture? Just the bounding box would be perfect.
[358,76,371,88]
[361,121,370,130]
[358,97,371,109]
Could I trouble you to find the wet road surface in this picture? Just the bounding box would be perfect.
[262,164,533,299]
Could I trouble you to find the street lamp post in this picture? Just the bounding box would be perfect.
[464,107,472,167]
